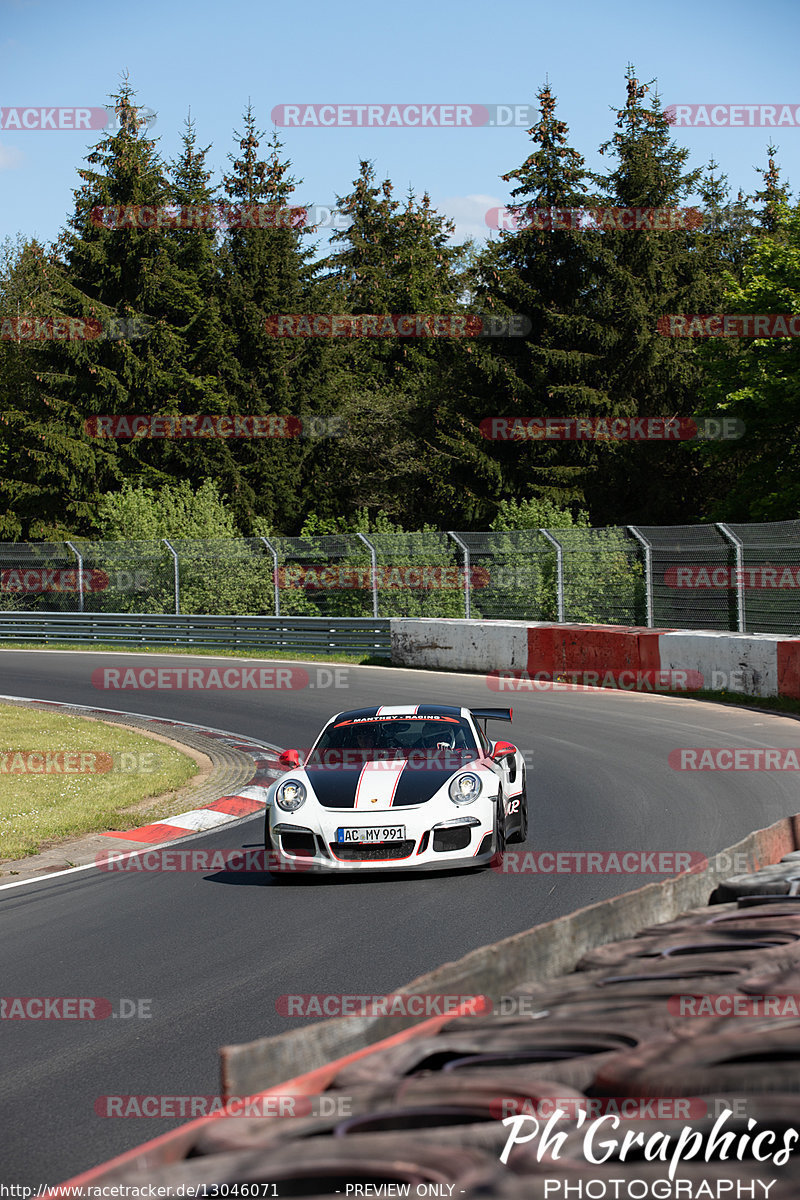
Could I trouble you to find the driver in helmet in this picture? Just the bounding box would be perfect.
[351,722,382,759]
[420,721,456,750]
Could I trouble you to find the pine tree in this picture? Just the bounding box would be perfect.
[311,161,471,526]
[217,111,321,531]
[439,83,602,522]
[321,161,466,386]
[147,115,242,499]
[752,145,792,235]
[698,155,799,520]
[578,67,726,524]
[0,238,119,537]
[40,81,214,511]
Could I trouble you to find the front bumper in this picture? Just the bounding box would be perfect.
[267,804,497,873]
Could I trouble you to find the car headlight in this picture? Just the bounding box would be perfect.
[449,772,482,805]
[276,779,307,812]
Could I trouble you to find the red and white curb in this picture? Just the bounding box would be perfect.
[0,695,284,846]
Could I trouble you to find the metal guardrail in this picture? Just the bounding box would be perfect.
[0,613,391,656]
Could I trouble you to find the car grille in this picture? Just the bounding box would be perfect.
[432,826,472,853]
[329,840,416,862]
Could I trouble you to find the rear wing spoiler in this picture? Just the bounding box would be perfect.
[471,707,513,724]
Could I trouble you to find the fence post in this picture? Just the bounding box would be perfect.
[627,526,653,627]
[539,529,564,622]
[162,539,180,616]
[447,531,471,619]
[260,537,280,617]
[356,533,379,618]
[717,523,745,632]
[64,541,84,614]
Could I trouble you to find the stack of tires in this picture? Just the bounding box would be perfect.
[107,891,800,1197]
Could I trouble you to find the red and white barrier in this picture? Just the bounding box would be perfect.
[389,619,800,700]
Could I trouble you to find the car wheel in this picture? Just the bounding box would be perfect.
[506,776,528,844]
[520,783,528,842]
[494,790,506,856]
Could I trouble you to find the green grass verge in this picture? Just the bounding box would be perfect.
[0,703,198,861]
[0,640,391,666]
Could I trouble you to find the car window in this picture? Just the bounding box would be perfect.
[307,716,479,765]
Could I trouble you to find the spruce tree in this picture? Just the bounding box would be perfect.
[698,155,799,520]
[311,162,470,526]
[579,67,725,524]
[217,111,320,531]
[441,83,602,521]
[42,81,214,508]
[0,237,119,537]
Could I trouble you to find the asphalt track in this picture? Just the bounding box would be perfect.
[2,647,800,1185]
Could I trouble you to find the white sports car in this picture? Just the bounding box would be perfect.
[264,703,527,873]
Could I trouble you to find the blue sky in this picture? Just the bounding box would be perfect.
[2,0,799,250]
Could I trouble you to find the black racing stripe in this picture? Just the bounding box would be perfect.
[391,764,460,807]
[333,706,380,722]
[306,764,362,809]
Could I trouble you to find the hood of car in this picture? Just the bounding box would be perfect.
[303,759,479,809]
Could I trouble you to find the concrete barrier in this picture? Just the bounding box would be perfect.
[526,623,666,679]
[659,630,800,699]
[390,618,800,700]
[389,618,531,673]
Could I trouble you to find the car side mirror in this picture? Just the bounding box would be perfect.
[492,740,517,761]
[278,748,301,769]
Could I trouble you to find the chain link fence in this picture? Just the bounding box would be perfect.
[0,520,798,633]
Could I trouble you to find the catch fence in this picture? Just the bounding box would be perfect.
[0,520,798,635]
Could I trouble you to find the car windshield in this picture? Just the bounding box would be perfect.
[306,716,479,767]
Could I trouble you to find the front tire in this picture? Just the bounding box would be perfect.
[507,777,528,844]
[494,790,507,855]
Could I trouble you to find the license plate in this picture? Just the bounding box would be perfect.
[337,826,405,844]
